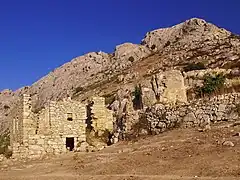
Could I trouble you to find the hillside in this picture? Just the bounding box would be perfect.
[0,18,240,133]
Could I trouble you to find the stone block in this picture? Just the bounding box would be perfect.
[37,139,45,145]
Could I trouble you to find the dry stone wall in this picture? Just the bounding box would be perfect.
[145,93,240,135]
[109,69,240,139]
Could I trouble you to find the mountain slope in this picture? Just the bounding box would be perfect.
[0,18,240,133]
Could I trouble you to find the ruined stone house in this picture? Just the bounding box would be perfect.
[10,94,113,159]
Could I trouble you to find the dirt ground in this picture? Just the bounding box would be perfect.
[1,124,240,180]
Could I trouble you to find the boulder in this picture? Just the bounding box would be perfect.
[114,43,151,63]
[222,141,235,147]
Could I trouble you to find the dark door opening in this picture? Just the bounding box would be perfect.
[66,137,74,151]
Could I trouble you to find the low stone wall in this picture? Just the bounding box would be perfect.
[183,68,240,93]
[145,93,240,134]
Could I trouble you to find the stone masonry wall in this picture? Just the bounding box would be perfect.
[47,99,87,153]
[10,96,24,146]
[11,96,87,159]
[10,95,114,159]
[91,97,114,136]
[145,93,240,135]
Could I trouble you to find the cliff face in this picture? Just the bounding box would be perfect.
[1,18,240,133]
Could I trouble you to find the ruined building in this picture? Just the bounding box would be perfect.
[10,94,114,159]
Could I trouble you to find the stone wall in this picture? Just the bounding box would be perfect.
[10,96,24,146]
[11,96,87,159]
[91,97,114,136]
[110,69,240,139]
[10,95,114,159]
[145,93,240,135]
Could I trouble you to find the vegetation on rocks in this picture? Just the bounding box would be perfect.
[132,84,143,110]
[197,73,226,96]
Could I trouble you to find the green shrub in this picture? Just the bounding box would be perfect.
[183,62,206,72]
[133,85,141,99]
[197,73,225,96]
[132,84,143,110]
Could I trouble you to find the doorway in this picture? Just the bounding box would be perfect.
[66,137,74,151]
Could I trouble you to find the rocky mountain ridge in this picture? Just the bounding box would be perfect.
[0,18,240,133]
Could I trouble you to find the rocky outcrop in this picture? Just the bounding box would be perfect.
[142,18,230,51]
[142,70,187,106]
[114,43,151,63]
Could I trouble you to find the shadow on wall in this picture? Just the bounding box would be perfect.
[85,99,114,148]
[132,84,143,110]
[0,130,12,158]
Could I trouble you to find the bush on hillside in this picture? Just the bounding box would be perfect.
[132,84,143,110]
[197,73,226,96]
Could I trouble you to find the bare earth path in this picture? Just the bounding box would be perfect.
[1,125,240,180]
